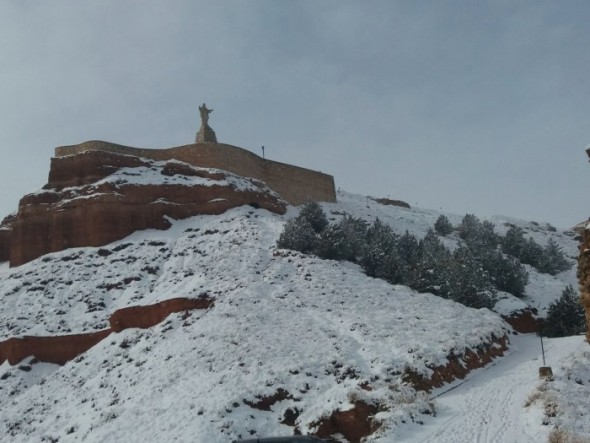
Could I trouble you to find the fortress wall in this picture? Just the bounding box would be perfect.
[55,141,336,206]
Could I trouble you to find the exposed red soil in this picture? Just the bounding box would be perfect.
[110,297,214,332]
[243,388,293,411]
[403,334,509,391]
[502,308,540,333]
[0,296,214,366]
[0,329,111,366]
[313,401,379,443]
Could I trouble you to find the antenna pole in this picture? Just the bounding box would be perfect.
[262,145,265,159]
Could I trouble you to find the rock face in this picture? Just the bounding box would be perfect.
[110,297,214,332]
[6,150,286,266]
[578,225,590,342]
[0,214,15,262]
[0,296,214,366]
[0,330,111,366]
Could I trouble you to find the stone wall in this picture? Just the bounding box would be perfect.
[55,140,336,206]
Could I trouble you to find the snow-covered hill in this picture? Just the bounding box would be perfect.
[0,190,584,442]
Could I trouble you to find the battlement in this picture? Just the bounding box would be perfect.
[55,141,336,206]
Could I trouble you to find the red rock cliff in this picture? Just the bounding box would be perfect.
[5,150,286,266]
[0,296,214,366]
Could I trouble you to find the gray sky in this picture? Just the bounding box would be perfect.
[0,1,588,228]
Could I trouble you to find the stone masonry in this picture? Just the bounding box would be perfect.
[55,140,337,206]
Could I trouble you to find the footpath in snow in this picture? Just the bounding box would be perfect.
[393,334,588,443]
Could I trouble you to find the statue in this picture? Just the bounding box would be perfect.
[196,102,217,143]
[199,103,213,127]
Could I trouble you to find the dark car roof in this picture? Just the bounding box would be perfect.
[234,436,325,443]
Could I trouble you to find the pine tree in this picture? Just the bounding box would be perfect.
[314,224,347,260]
[479,220,499,249]
[434,214,453,236]
[542,285,587,337]
[396,231,420,286]
[458,214,481,243]
[298,201,328,233]
[480,250,529,298]
[359,219,396,278]
[414,229,451,295]
[458,214,498,250]
[520,237,543,268]
[537,238,572,275]
[337,215,368,262]
[441,245,496,309]
[315,215,367,261]
[501,226,527,258]
[277,217,317,253]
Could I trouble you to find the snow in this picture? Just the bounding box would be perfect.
[492,292,529,317]
[393,334,589,443]
[30,157,283,207]
[0,188,586,442]
[528,337,590,440]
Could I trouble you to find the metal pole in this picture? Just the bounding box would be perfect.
[261,145,265,159]
[540,333,546,366]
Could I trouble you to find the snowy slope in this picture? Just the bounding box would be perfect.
[393,334,589,443]
[328,192,579,315]
[0,190,583,442]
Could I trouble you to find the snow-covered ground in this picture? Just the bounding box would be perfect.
[393,334,589,443]
[0,189,585,442]
[526,337,590,441]
[328,192,579,315]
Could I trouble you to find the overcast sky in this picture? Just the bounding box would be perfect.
[0,1,588,228]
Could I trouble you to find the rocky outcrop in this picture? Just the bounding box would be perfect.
[6,150,286,266]
[0,296,214,366]
[0,214,15,262]
[578,225,590,342]
[0,330,111,366]
[110,297,214,332]
[370,197,411,209]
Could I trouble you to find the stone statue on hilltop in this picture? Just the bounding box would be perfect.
[199,103,213,127]
[196,102,217,143]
